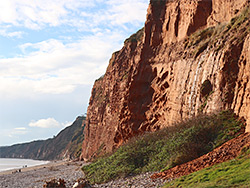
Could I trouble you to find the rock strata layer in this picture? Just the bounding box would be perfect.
[81,0,250,160]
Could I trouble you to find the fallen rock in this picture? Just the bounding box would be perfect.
[43,178,66,188]
[72,178,91,188]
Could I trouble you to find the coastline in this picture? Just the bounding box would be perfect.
[0,160,86,188]
[0,160,65,175]
[0,159,167,187]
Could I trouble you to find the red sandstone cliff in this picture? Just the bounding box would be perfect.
[81,0,250,161]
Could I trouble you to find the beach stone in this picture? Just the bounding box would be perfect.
[43,178,66,188]
[0,161,85,188]
[92,172,166,188]
[72,178,92,188]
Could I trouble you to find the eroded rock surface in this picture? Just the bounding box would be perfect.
[81,0,250,160]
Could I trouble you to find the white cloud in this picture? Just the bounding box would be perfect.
[106,0,148,26]
[0,0,94,29]
[20,39,64,54]
[0,0,148,30]
[8,127,28,138]
[0,32,123,98]
[29,118,66,128]
[14,127,26,130]
[73,0,148,31]
[0,29,23,38]
[0,0,148,99]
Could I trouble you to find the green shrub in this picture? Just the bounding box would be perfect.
[82,111,244,184]
[124,28,144,43]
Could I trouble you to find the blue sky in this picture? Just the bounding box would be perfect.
[0,0,149,146]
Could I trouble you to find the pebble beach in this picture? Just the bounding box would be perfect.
[0,161,84,188]
[0,161,166,188]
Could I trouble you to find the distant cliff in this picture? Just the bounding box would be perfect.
[0,116,85,160]
[81,0,250,161]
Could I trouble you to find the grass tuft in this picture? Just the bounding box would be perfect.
[163,151,250,188]
[185,6,250,58]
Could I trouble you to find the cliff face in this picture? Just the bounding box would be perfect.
[0,116,85,160]
[81,0,250,160]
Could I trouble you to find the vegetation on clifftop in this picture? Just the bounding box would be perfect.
[82,111,245,184]
[185,6,250,58]
[124,27,144,44]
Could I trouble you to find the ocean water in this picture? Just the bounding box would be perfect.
[0,158,49,172]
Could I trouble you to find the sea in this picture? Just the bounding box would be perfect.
[0,158,49,172]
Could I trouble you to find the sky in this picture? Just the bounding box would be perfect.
[0,0,149,146]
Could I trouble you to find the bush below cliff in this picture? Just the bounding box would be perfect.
[82,111,245,184]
